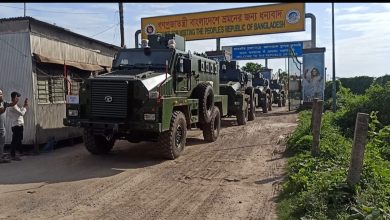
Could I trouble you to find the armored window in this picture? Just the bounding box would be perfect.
[210,63,214,73]
[215,64,219,74]
[199,60,205,72]
[205,62,210,73]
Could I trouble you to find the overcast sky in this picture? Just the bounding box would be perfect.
[1,3,389,78]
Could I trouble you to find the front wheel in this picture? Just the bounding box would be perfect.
[246,88,256,121]
[268,94,273,111]
[237,104,248,125]
[83,129,115,155]
[282,96,286,107]
[203,106,221,142]
[158,111,187,160]
[262,98,268,113]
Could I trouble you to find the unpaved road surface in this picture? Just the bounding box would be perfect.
[0,106,297,220]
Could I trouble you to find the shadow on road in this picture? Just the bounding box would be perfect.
[0,137,206,185]
[255,109,297,118]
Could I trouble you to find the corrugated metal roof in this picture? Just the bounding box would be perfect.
[0,16,121,51]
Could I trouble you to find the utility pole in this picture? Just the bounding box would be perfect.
[119,3,125,48]
[332,2,337,113]
[24,3,26,17]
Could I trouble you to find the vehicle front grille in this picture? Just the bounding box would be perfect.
[91,80,128,118]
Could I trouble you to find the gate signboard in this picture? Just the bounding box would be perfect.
[141,3,305,41]
[222,41,303,60]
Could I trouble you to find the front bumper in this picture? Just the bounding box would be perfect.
[63,118,162,132]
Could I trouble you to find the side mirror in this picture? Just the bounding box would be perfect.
[179,58,184,72]
[183,59,191,73]
[177,58,191,73]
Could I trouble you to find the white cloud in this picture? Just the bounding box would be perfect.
[344,6,370,13]
[1,3,390,77]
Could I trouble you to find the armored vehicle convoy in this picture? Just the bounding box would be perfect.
[218,61,255,125]
[205,51,255,125]
[64,34,228,160]
[252,72,272,113]
[270,79,287,107]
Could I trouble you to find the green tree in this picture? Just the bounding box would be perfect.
[278,69,288,86]
[339,76,374,95]
[373,74,390,86]
[241,62,263,75]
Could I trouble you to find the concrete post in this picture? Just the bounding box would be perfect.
[311,98,323,156]
[347,113,370,186]
[216,38,221,51]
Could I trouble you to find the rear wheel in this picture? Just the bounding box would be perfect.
[84,129,115,155]
[268,93,273,111]
[262,97,268,113]
[203,106,221,142]
[237,103,248,125]
[158,111,187,160]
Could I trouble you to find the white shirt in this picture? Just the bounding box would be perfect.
[8,104,27,127]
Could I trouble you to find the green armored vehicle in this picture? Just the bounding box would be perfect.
[218,60,255,125]
[64,34,228,159]
[205,51,255,125]
[252,72,272,113]
[270,79,287,107]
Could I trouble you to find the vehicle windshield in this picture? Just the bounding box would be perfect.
[113,49,173,70]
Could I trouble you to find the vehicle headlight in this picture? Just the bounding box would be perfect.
[234,101,240,105]
[144,113,156,121]
[68,109,78,117]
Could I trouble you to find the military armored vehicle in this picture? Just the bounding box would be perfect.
[205,51,255,125]
[252,72,272,113]
[64,33,228,160]
[270,79,287,107]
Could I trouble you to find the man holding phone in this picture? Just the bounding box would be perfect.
[8,91,28,161]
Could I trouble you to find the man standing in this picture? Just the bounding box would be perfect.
[0,89,11,163]
[8,91,28,161]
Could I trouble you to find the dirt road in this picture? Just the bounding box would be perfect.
[0,106,297,220]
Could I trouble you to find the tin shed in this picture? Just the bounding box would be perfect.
[0,17,121,145]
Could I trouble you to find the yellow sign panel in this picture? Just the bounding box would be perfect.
[141,3,305,41]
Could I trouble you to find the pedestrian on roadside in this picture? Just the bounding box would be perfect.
[8,91,29,161]
[0,89,11,163]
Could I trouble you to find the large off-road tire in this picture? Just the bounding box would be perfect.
[83,128,115,155]
[192,83,214,124]
[268,93,273,111]
[158,111,187,160]
[203,106,221,142]
[246,87,256,121]
[237,103,248,125]
[262,97,268,113]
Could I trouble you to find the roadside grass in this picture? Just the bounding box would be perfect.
[277,110,390,219]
